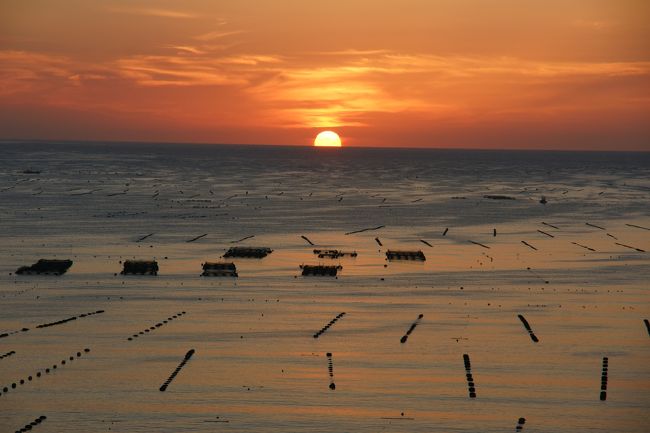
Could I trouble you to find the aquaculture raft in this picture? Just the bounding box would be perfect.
[223,247,273,258]
[301,265,342,276]
[201,262,238,277]
[15,259,73,275]
[386,250,426,261]
[121,260,158,275]
[313,249,357,259]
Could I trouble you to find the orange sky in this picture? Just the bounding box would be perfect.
[1,0,649,149]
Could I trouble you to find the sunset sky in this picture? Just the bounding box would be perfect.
[1,0,649,149]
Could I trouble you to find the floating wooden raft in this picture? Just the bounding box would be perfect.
[386,250,426,261]
[301,264,342,276]
[201,262,238,277]
[121,260,158,275]
[223,247,273,258]
[15,259,73,275]
[313,249,357,259]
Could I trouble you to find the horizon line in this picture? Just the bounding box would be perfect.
[0,137,648,153]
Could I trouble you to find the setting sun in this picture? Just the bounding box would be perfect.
[314,131,342,147]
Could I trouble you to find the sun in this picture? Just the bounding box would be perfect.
[314,131,342,147]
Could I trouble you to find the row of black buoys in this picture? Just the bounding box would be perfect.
[1,349,89,397]
[326,352,336,390]
[515,417,526,431]
[128,312,186,341]
[136,233,154,242]
[400,314,423,343]
[571,241,596,252]
[15,415,46,433]
[600,357,609,401]
[463,354,477,398]
[517,314,539,342]
[313,312,346,338]
[1,350,16,359]
[186,233,208,243]
[521,240,538,251]
[159,349,195,392]
[36,310,104,329]
[644,319,650,337]
[0,328,30,339]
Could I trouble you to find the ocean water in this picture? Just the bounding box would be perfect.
[1,142,649,432]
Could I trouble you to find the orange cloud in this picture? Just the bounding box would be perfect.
[245,52,650,128]
[2,47,648,134]
[0,51,110,97]
[107,7,198,19]
[194,30,245,41]
[115,55,248,87]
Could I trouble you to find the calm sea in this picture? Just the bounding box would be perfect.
[1,141,649,432]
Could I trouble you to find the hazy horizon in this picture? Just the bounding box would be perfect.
[2,138,650,153]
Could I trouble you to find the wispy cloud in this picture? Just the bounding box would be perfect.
[314,49,390,56]
[166,46,206,55]
[218,55,283,65]
[0,50,111,96]
[246,53,650,127]
[247,64,431,127]
[112,52,282,87]
[194,30,244,41]
[107,7,198,19]
[115,55,248,87]
[572,19,617,31]
[2,48,649,130]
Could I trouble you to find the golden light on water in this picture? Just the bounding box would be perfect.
[314,131,342,147]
